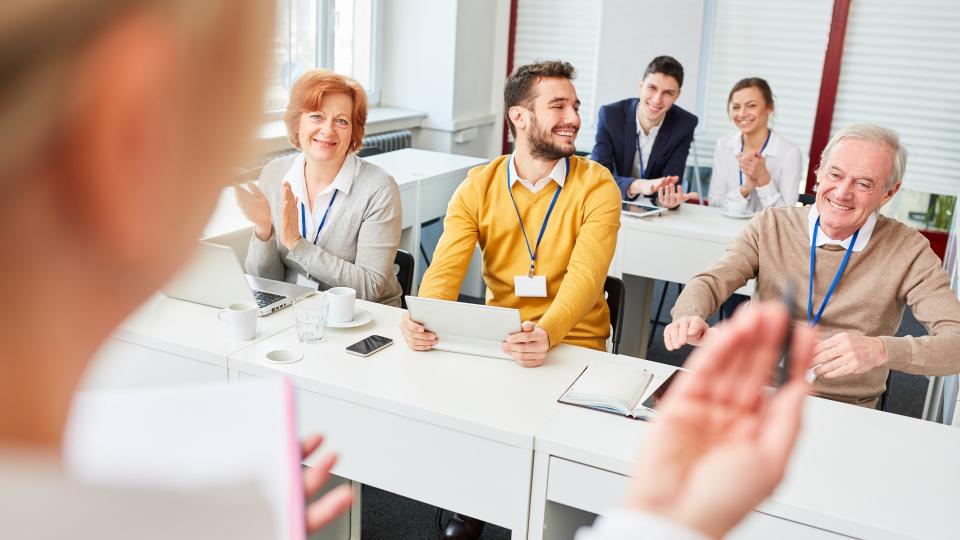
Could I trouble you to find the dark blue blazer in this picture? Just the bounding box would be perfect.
[592,98,698,199]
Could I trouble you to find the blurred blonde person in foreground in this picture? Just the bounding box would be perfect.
[0,0,349,537]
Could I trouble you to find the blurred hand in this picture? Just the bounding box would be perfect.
[502,321,549,367]
[813,333,886,379]
[628,176,679,198]
[663,315,712,350]
[657,183,698,209]
[300,435,354,535]
[234,182,273,240]
[399,311,437,351]
[626,302,814,539]
[280,182,303,251]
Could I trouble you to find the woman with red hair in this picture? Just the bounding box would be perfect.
[236,69,402,306]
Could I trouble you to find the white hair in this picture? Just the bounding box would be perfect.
[819,123,907,190]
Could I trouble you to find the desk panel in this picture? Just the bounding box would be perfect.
[82,338,227,391]
[236,370,531,532]
[545,457,852,540]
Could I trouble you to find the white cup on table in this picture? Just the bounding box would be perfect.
[726,198,749,216]
[217,301,258,340]
[326,287,357,324]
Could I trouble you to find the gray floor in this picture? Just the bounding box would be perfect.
[360,279,931,538]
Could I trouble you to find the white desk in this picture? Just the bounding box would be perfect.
[82,294,295,391]
[228,300,600,538]
[610,204,755,358]
[87,295,960,539]
[530,358,960,540]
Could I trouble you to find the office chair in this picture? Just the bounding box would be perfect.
[393,249,414,308]
[604,276,625,354]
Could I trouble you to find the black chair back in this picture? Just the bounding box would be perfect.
[798,193,816,206]
[394,249,414,308]
[604,276,626,354]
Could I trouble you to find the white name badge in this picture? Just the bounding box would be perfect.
[296,273,320,291]
[514,275,547,297]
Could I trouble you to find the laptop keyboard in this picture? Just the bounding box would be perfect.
[252,289,287,308]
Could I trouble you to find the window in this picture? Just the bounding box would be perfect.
[695,0,832,167]
[512,0,601,152]
[265,0,380,114]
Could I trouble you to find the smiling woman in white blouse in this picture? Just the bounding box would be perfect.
[708,78,803,213]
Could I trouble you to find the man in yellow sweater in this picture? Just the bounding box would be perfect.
[400,60,622,368]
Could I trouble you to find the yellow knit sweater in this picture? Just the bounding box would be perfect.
[418,155,622,351]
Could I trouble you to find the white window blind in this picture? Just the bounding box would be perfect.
[830,0,960,196]
[696,0,832,168]
[512,0,600,152]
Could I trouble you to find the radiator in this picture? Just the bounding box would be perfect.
[362,129,413,153]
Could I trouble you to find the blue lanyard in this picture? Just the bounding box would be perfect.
[738,129,772,186]
[300,190,338,245]
[808,216,860,326]
[635,132,647,179]
[507,156,568,277]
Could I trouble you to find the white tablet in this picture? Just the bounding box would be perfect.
[405,296,521,360]
[621,200,667,218]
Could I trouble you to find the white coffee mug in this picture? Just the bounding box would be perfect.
[326,287,357,324]
[726,198,749,216]
[217,301,258,340]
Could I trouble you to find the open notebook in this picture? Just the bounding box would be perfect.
[559,362,680,421]
[64,378,304,540]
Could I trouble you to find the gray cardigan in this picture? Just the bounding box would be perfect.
[245,154,403,307]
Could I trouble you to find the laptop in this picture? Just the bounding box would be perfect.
[405,296,521,360]
[162,242,314,316]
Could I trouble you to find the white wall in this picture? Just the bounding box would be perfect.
[380,0,508,159]
[593,0,706,121]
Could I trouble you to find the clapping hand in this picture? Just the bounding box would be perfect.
[280,182,303,250]
[234,182,273,241]
[627,302,814,539]
[737,151,771,187]
[657,183,698,209]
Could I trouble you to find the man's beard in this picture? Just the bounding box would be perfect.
[526,114,577,160]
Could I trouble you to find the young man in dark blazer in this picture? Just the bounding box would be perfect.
[592,56,699,207]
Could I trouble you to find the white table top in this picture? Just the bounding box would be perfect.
[536,363,960,540]
[228,300,600,449]
[620,202,753,244]
[115,294,295,367]
[363,148,487,187]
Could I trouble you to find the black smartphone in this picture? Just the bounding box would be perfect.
[640,370,680,411]
[345,335,394,357]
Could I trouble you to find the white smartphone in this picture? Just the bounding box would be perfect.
[345,335,394,357]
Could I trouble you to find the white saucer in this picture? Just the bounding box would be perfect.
[326,308,373,328]
[265,349,302,364]
[719,208,755,219]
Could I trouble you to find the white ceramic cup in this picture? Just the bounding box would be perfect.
[326,287,357,324]
[217,301,258,340]
[726,198,749,216]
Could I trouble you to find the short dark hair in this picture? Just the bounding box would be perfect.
[503,60,576,137]
[642,56,684,88]
[727,77,775,109]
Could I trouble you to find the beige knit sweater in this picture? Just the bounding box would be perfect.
[671,205,960,406]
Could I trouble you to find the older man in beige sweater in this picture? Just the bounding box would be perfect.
[665,124,960,407]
